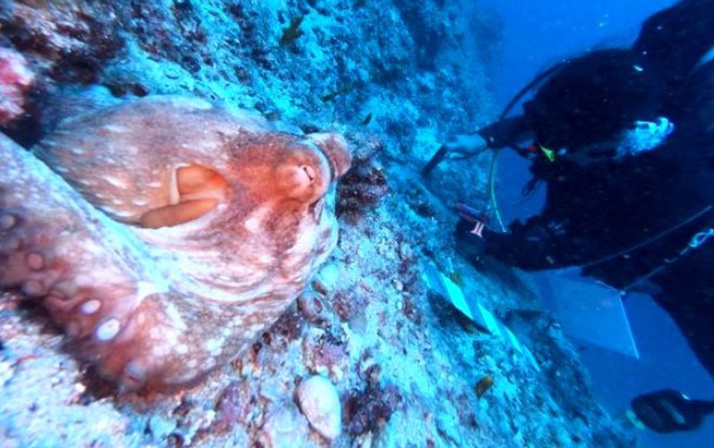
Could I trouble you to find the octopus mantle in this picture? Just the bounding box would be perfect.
[0,96,351,391]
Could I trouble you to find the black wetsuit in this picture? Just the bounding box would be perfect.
[469,0,714,377]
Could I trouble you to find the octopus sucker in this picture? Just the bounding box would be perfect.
[79,298,102,315]
[95,317,122,341]
[0,213,17,230]
[0,95,351,391]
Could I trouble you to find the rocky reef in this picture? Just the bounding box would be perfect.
[0,0,635,447]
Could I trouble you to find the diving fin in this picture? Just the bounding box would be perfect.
[631,389,714,433]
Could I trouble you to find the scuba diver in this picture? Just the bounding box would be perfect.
[423,0,714,434]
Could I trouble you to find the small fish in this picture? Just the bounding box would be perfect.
[475,375,494,398]
[361,113,373,126]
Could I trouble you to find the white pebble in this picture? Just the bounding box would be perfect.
[296,375,342,439]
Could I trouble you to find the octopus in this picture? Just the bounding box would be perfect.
[0,95,351,391]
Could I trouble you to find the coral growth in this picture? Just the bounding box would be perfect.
[0,47,34,125]
[0,2,122,84]
[344,378,402,437]
[336,136,389,223]
[303,330,350,380]
[212,381,255,433]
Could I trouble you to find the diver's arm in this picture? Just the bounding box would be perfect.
[457,214,580,271]
[480,215,584,271]
[423,115,533,176]
[476,115,533,150]
[444,115,532,154]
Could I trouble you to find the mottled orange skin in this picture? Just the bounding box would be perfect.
[0,96,351,391]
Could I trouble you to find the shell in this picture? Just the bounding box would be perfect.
[0,96,351,391]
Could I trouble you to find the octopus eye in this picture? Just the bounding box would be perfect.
[277,149,330,201]
[286,164,318,193]
[301,165,317,183]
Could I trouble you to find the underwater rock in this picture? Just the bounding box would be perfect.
[259,403,311,448]
[0,95,351,391]
[0,1,122,85]
[296,375,342,439]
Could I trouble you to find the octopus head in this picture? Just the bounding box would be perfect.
[0,96,353,391]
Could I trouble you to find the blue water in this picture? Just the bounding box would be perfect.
[477,1,714,446]
[480,0,676,105]
[586,294,714,447]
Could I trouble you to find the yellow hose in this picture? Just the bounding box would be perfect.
[488,148,507,231]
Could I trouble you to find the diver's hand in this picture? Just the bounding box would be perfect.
[454,215,487,261]
[443,133,489,158]
[454,203,488,234]
[454,203,490,261]
[422,133,488,177]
